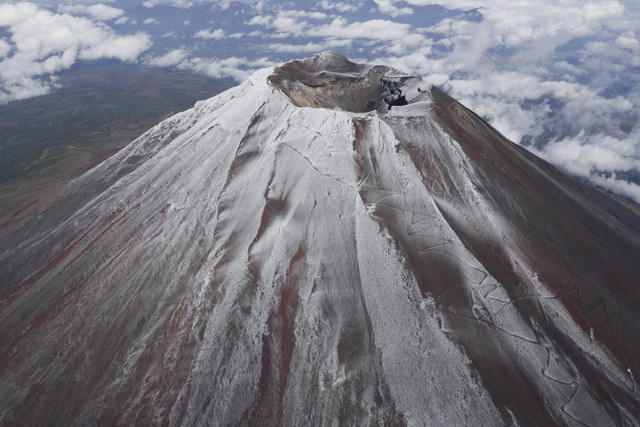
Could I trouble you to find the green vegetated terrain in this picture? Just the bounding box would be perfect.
[0,62,234,234]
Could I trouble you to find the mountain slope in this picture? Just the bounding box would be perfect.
[1,52,639,426]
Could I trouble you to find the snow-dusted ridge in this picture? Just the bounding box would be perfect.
[1,52,640,426]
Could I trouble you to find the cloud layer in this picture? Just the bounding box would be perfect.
[0,2,151,103]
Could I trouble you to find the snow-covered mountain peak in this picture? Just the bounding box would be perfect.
[1,53,639,426]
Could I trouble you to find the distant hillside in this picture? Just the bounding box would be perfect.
[0,63,233,237]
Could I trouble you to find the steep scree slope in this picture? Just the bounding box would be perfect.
[1,52,640,426]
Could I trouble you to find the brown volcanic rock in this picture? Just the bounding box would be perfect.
[1,52,639,426]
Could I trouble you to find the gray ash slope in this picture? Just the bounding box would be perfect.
[1,52,640,426]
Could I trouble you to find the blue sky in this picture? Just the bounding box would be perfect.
[1,0,639,202]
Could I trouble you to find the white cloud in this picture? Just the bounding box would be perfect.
[414,0,625,49]
[215,0,232,10]
[252,0,265,13]
[318,1,361,13]
[139,0,233,9]
[146,48,189,67]
[373,0,413,17]
[0,2,151,104]
[247,15,271,26]
[616,31,640,50]
[143,18,159,25]
[530,130,640,203]
[0,39,11,59]
[591,175,640,204]
[267,42,329,53]
[267,39,351,53]
[58,4,125,21]
[270,14,305,36]
[143,0,194,8]
[194,28,225,39]
[308,18,419,42]
[537,132,640,176]
[279,10,328,20]
[78,32,153,61]
[179,55,276,81]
